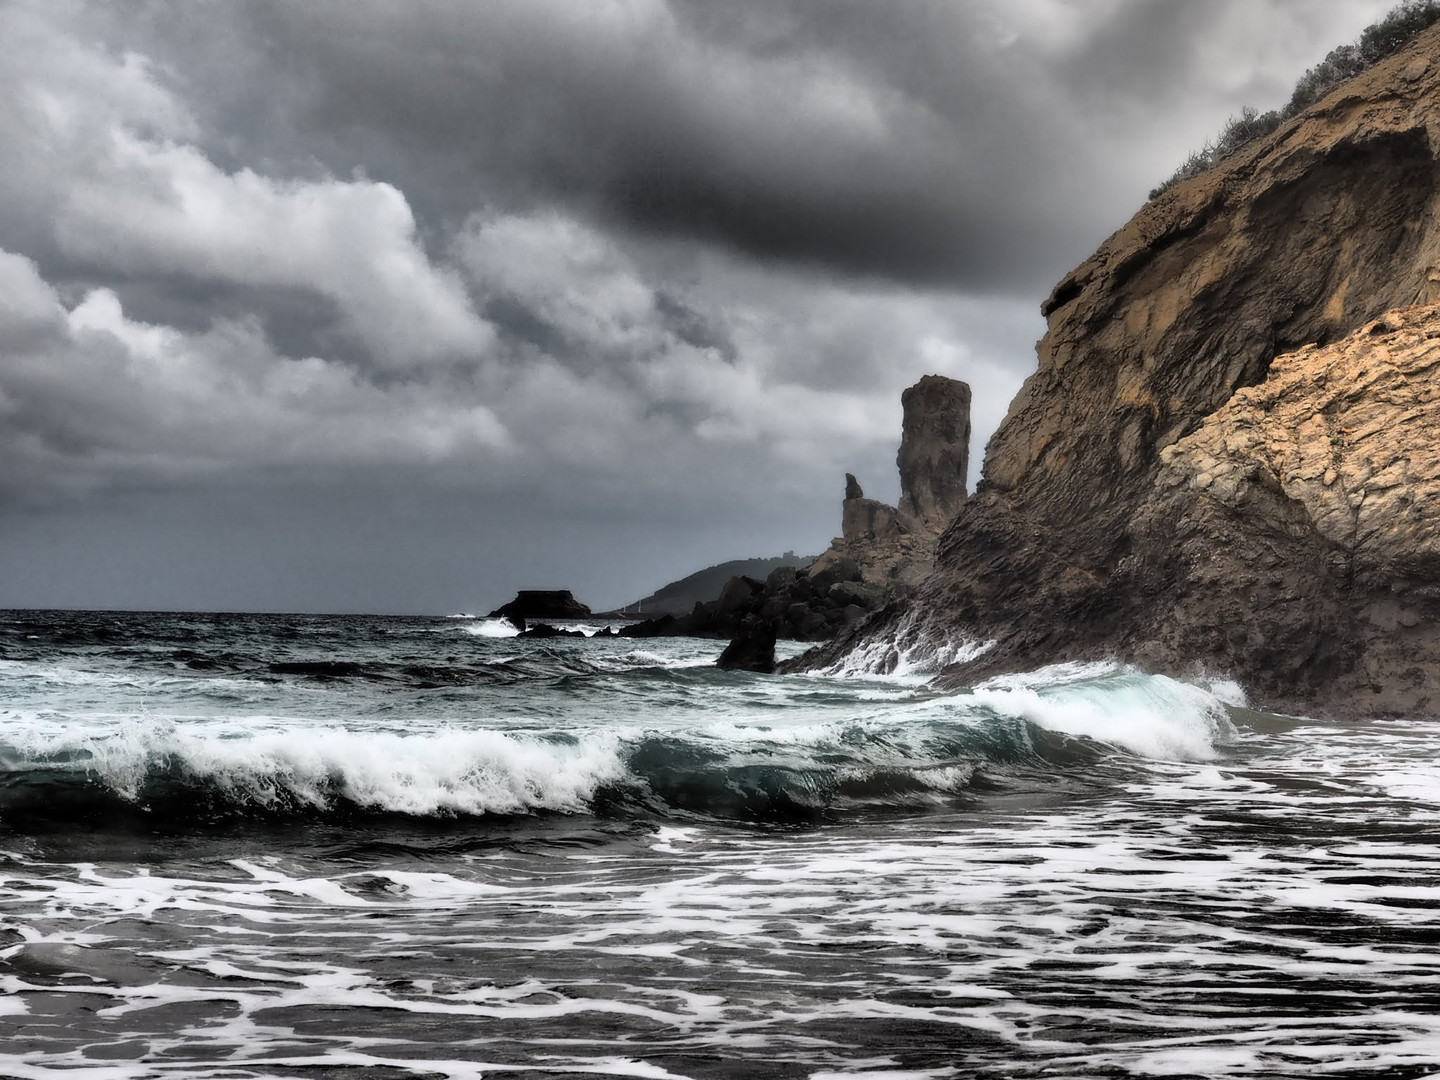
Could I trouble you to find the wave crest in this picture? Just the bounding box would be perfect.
[1,722,627,822]
[0,664,1242,830]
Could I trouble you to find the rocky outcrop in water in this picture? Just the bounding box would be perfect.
[700,374,972,666]
[613,375,970,660]
[489,590,592,626]
[796,27,1440,719]
[716,615,778,673]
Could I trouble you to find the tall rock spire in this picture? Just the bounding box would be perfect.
[897,375,971,532]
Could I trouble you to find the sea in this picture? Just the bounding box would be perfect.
[3,609,1440,1080]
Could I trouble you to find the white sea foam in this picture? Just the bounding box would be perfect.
[8,705,1440,1079]
[6,720,628,816]
[566,622,622,637]
[609,649,709,669]
[811,621,1241,761]
[1373,766,1440,804]
[596,647,723,672]
[816,610,993,682]
[461,617,520,638]
[969,663,1238,761]
[1198,676,1248,707]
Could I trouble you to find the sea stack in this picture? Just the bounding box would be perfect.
[702,376,973,665]
[812,373,972,591]
[795,23,1440,720]
[897,375,971,533]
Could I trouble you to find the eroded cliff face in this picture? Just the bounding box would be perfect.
[797,25,1440,717]
[1129,306,1440,715]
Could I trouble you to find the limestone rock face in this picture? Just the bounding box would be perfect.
[986,40,1440,524]
[898,375,971,531]
[1127,307,1440,714]
[1156,306,1440,582]
[794,25,1440,717]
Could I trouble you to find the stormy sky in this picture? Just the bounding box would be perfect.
[0,0,1396,613]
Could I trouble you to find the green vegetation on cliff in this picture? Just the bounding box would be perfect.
[1150,0,1440,199]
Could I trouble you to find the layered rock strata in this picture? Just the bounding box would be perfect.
[1127,307,1440,715]
[796,26,1440,718]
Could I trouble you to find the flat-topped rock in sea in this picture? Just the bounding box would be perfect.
[489,590,592,624]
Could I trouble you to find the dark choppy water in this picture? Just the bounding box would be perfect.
[2,610,1440,1079]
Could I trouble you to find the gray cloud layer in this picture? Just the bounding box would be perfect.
[0,0,1395,611]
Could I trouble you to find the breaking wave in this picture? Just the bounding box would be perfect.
[0,663,1238,830]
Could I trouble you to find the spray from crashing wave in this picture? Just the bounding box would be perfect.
[814,608,995,680]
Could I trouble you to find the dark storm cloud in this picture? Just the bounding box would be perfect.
[99,0,1395,299]
[0,0,1401,611]
[85,1,1105,292]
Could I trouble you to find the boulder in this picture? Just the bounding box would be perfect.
[517,623,588,639]
[765,565,798,591]
[717,616,777,673]
[809,557,863,592]
[618,614,679,638]
[828,580,887,609]
[715,575,765,615]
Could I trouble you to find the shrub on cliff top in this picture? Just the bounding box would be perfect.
[1149,0,1440,200]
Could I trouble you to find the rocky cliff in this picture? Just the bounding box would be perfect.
[796,25,1440,718]
[1129,306,1440,715]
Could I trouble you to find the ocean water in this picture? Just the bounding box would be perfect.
[3,611,1440,1079]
